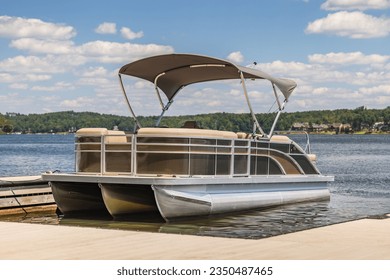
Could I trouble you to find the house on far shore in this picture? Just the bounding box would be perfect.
[329,123,352,134]
[5,112,17,117]
[311,123,329,132]
[373,122,389,132]
[291,122,352,134]
[291,122,309,131]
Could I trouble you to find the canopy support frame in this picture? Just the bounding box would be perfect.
[118,55,295,133]
[154,72,178,127]
[155,99,174,127]
[154,73,166,110]
[268,82,287,138]
[118,74,142,129]
[239,71,265,136]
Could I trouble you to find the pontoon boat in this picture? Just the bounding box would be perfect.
[42,53,333,220]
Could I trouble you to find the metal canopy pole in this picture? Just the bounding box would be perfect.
[118,74,142,129]
[268,99,287,138]
[154,72,176,127]
[155,64,225,127]
[272,83,282,110]
[268,82,287,138]
[239,71,265,136]
[154,72,166,110]
[155,99,174,127]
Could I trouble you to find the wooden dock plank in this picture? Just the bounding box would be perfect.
[1,216,390,260]
[0,175,55,214]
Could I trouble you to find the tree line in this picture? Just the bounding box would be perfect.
[1,106,389,134]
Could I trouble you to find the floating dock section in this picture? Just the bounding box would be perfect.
[0,175,56,215]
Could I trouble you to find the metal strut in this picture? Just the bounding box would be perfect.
[239,71,265,136]
[118,74,142,129]
[154,72,177,127]
[268,82,287,138]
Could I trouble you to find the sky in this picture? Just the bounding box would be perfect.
[0,0,389,117]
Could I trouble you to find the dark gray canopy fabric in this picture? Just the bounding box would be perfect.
[119,53,297,101]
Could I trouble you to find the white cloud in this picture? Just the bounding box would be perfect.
[57,95,128,115]
[134,80,153,89]
[77,40,173,63]
[255,53,390,91]
[0,70,52,83]
[308,52,390,65]
[321,0,390,11]
[255,60,313,76]
[0,15,75,40]
[227,51,244,64]
[0,73,15,83]
[207,100,223,107]
[7,38,173,64]
[78,77,112,87]
[31,82,75,92]
[80,66,109,77]
[359,84,390,94]
[25,74,52,82]
[9,83,28,89]
[305,11,390,38]
[0,55,86,74]
[312,87,329,95]
[60,97,94,108]
[95,22,117,34]
[10,38,75,54]
[0,93,22,108]
[120,27,144,40]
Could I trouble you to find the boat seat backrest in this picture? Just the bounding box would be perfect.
[236,132,252,139]
[270,135,292,143]
[138,127,237,139]
[76,128,108,136]
[76,128,127,143]
[105,130,127,143]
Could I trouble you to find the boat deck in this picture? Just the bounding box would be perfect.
[1,215,389,259]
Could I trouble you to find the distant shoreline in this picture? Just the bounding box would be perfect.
[1,108,389,134]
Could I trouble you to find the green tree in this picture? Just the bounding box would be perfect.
[2,124,13,133]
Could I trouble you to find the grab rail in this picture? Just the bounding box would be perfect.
[274,131,312,154]
[75,132,316,177]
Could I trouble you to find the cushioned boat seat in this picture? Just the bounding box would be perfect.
[138,127,237,139]
[76,128,127,143]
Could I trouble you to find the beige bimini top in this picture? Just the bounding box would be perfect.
[119,53,297,101]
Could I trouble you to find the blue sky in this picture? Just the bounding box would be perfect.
[1,0,389,117]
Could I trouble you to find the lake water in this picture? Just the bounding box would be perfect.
[0,133,389,239]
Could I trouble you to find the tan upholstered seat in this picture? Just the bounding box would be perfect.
[76,128,127,143]
[138,127,237,139]
[270,135,291,143]
[76,128,108,136]
[236,132,252,139]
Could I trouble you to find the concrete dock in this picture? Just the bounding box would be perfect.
[1,215,390,259]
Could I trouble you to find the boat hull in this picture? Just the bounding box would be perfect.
[45,174,333,220]
[152,181,330,220]
[100,183,158,217]
[50,182,109,216]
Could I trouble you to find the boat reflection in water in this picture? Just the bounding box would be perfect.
[8,200,336,239]
[42,54,333,221]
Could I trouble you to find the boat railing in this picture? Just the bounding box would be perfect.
[274,131,312,154]
[74,131,319,177]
